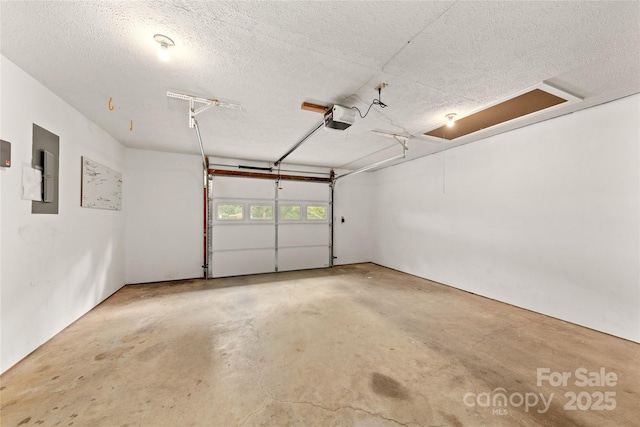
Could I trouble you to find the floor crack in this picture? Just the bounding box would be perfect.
[237,398,270,427]
[267,397,423,427]
[243,319,277,403]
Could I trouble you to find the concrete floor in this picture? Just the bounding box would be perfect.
[1,263,638,427]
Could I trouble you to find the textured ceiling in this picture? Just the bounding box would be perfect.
[1,1,639,170]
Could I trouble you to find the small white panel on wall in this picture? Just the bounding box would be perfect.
[22,164,42,201]
[81,156,122,210]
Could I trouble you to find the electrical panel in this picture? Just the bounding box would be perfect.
[0,139,10,167]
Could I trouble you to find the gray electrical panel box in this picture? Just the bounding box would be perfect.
[0,139,10,167]
[32,124,59,214]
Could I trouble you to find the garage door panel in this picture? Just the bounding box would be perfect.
[212,224,274,251]
[278,224,329,247]
[213,176,275,199]
[211,249,274,278]
[277,181,329,200]
[279,246,329,271]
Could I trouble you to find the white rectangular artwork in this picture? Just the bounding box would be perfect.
[81,156,122,210]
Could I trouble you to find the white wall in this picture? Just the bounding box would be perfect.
[0,56,127,373]
[125,148,203,284]
[371,94,640,342]
[333,171,372,265]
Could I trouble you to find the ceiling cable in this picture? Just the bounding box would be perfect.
[351,86,387,119]
[351,86,388,119]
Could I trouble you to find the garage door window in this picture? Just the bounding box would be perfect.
[306,205,327,220]
[279,205,301,220]
[217,203,244,220]
[250,204,274,220]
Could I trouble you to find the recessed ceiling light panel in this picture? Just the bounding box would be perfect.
[424,83,582,141]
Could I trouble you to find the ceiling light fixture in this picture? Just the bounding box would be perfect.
[154,34,175,61]
[446,113,457,127]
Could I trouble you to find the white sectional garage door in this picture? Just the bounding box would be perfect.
[210,175,331,278]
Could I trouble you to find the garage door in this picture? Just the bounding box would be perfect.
[209,175,331,278]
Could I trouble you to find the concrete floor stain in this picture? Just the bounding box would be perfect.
[370,372,410,400]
